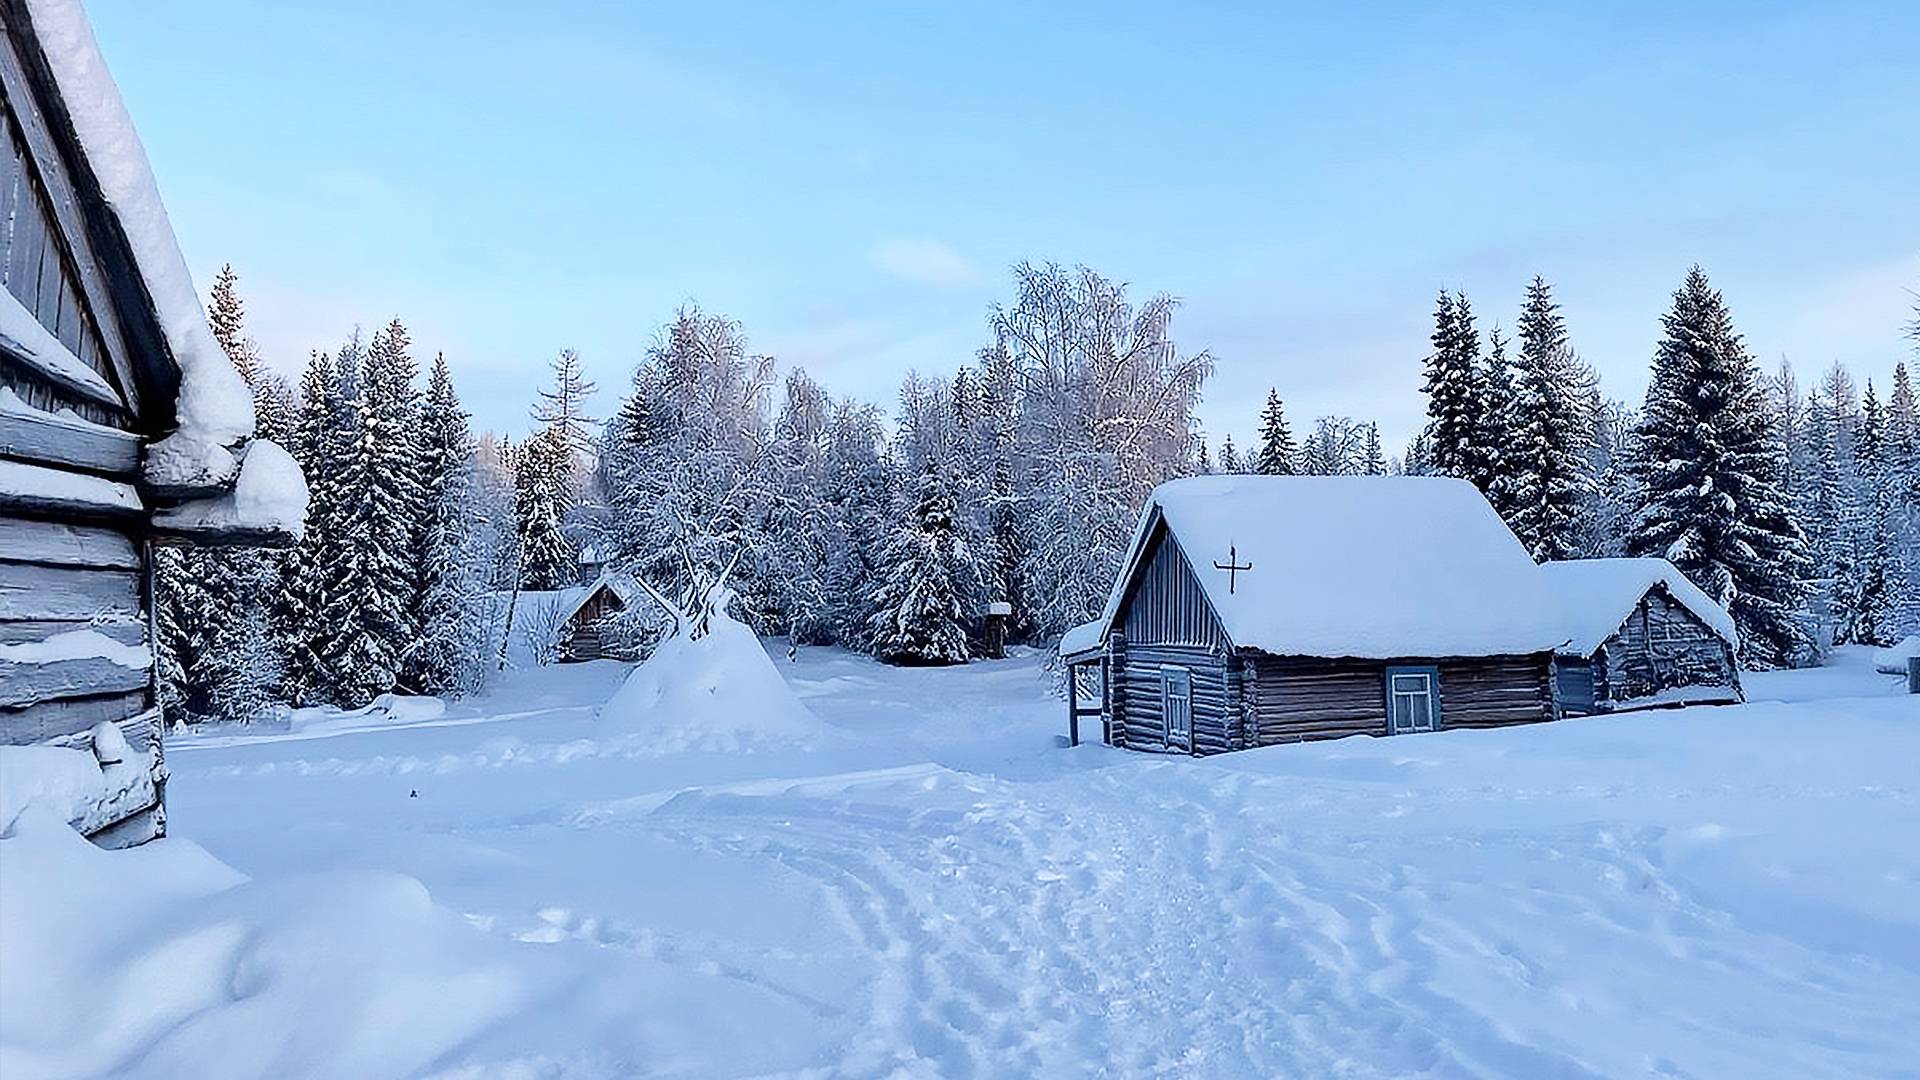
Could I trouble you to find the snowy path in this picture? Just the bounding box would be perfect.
[8,647,1920,1077]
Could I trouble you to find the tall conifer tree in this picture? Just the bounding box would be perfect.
[1628,267,1809,666]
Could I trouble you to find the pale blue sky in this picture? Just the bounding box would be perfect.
[90,1,1918,447]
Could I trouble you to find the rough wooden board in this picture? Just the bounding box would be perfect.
[0,652,149,707]
[0,617,142,645]
[0,686,146,743]
[0,560,140,620]
[0,515,139,567]
[0,457,143,519]
[0,398,139,474]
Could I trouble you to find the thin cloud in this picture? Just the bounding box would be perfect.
[871,237,982,288]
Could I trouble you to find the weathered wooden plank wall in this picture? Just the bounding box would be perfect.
[1119,531,1226,649]
[1594,587,1738,706]
[1111,641,1233,754]
[1244,653,1557,745]
[1555,656,1597,715]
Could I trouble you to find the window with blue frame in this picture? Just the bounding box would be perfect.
[1385,666,1441,734]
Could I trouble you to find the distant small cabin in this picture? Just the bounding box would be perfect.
[1,3,303,846]
[1061,476,1566,754]
[1541,558,1741,714]
[502,562,642,664]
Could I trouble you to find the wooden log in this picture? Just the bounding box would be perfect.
[0,653,150,707]
[0,457,142,519]
[0,560,141,620]
[0,515,139,568]
[0,399,140,474]
[0,617,142,645]
[0,687,148,744]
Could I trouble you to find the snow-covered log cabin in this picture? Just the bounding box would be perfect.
[1060,476,1566,753]
[1541,558,1741,713]
[0,0,305,845]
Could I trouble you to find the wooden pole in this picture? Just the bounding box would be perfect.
[1908,655,1919,695]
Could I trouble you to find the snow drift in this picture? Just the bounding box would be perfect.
[1873,635,1920,675]
[599,611,828,749]
[0,805,533,1080]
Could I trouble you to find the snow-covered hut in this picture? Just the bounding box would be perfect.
[1540,558,1741,713]
[1060,475,1566,754]
[0,0,306,845]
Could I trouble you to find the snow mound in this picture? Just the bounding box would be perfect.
[600,612,828,749]
[0,805,532,1080]
[0,746,111,832]
[1874,635,1920,676]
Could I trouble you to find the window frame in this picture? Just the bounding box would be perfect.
[1384,665,1442,735]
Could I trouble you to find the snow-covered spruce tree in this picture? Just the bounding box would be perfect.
[1889,360,1920,634]
[403,354,491,695]
[153,264,290,722]
[867,473,971,666]
[515,425,577,591]
[1360,422,1386,475]
[1421,289,1495,496]
[278,348,348,703]
[1627,267,1810,667]
[1505,276,1596,561]
[319,320,426,705]
[1849,381,1905,646]
[1578,397,1637,557]
[1218,434,1242,474]
[821,398,897,650]
[1480,323,1516,515]
[1799,383,1859,651]
[1255,389,1297,475]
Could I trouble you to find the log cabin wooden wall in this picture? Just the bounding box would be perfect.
[1592,586,1738,705]
[1243,653,1558,745]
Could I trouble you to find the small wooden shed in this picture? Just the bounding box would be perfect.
[0,0,304,846]
[1540,558,1742,713]
[1061,476,1565,754]
[556,573,640,661]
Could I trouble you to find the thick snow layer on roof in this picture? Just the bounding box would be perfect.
[1539,558,1739,655]
[1097,475,1564,659]
[150,438,308,542]
[1059,620,1103,659]
[0,286,116,405]
[24,0,254,451]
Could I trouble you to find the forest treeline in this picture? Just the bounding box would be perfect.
[154,263,1920,722]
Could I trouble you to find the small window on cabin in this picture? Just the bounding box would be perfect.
[1386,668,1440,735]
[1160,666,1192,749]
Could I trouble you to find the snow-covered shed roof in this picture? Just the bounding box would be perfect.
[1059,620,1103,662]
[1539,558,1738,656]
[1086,475,1566,660]
[8,0,307,542]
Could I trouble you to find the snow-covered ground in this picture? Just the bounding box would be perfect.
[4,642,1918,1078]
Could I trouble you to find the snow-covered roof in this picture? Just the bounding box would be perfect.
[1090,475,1565,659]
[1059,619,1103,660]
[559,573,640,624]
[22,0,259,485]
[1539,558,1739,656]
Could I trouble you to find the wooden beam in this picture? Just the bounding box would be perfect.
[0,686,146,744]
[0,16,143,417]
[0,515,138,568]
[0,652,148,707]
[0,560,140,621]
[0,394,139,474]
[0,457,143,520]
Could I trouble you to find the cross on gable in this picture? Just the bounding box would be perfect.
[1212,544,1252,594]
